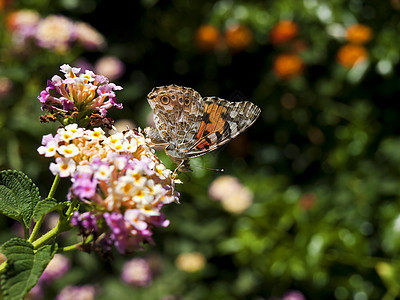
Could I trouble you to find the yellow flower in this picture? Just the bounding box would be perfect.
[175,252,206,272]
[209,175,253,214]
[221,187,253,214]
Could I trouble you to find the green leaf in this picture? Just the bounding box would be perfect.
[0,170,41,229]
[0,237,57,300]
[33,198,70,222]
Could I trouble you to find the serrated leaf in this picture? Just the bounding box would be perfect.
[0,237,57,300]
[0,170,41,229]
[33,198,70,222]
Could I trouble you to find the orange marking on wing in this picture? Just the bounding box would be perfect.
[206,104,226,133]
[195,103,213,139]
[205,103,213,114]
[196,121,207,139]
[215,109,226,132]
[197,103,227,141]
[195,138,211,150]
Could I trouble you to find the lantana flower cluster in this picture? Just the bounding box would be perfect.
[38,124,179,253]
[5,9,105,52]
[38,64,122,128]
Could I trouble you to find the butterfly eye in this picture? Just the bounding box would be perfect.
[184,97,191,106]
[160,96,170,105]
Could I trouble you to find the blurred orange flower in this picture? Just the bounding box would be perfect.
[5,9,40,32]
[0,0,13,11]
[337,44,368,68]
[224,24,253,52]
[273,53,304,79]
[270,20,299,45]
[299,193,316,210]
[346,24,372,44]
[194,24,221,51]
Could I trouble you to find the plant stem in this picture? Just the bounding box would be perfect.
[32,219,69,250]
[57,235,94,253]
[31,198,79,250]
[57,243,81,253]
[48,174,60,198]
[28,175,60,243]
[65,198,78,217]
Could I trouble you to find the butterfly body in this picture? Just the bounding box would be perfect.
[146,84,261,171]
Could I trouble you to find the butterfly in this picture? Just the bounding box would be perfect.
[145,84,261,172]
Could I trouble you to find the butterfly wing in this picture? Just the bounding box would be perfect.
[147,84,204,147]
[185,96,261,158]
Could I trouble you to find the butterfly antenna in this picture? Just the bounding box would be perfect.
[192,165,225,172]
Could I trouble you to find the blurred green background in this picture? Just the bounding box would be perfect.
[2,0,400,299]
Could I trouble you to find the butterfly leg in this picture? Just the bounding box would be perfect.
[173,159,185,177]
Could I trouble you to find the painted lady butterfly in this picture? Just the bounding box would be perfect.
[145,84,261,171]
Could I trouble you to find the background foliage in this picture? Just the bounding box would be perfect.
[1,0,400,299]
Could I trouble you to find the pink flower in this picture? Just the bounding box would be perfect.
[75,22,106,50]
[71,173,97,200]
[40,254,70,283]
[37,64,123,127]
[282,291,306,300]
[121,258,152,287]
[94,56,125,80]
[56,285,97,300]
[35,15,75,51]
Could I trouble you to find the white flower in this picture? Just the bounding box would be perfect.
[75,164,93,175]
[57,144,79,158]
[58,124,84,142]
[111,155,128,170]
[115,176,136,195]
[49,157,76,177]
[155,164,170,180]
[60,64,80,77]
[80,70,96,82]
[125,167,147,187]
[124,209,148,231]
[85,127,105,141]
[132,187,153,206]
[37,141,58,157]
[146,179,164,196]
[124,138,138,153]
[94,164,114,181]
[106,132,125,152]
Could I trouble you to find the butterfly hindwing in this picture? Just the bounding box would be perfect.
[186,97,261,157]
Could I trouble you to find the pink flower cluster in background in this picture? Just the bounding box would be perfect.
[6,9,105,52]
